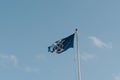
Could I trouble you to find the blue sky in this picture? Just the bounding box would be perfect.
[0,0,119,80]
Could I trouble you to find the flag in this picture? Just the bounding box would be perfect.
[48,33,75,54]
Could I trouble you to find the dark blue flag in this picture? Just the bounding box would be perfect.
[48,33,75,54]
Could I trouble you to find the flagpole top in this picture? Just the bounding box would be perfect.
[75,28,78,32]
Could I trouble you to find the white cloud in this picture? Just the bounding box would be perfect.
[24,66,40,73]
[35,54,47,62]
[0,54,18,67]
[81,53,95,62]
[89,36,112,48]
[112,73,120,80]
[10,55,18,65]
[0,54,40,73]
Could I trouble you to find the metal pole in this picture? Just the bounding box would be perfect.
[75,28,81,80]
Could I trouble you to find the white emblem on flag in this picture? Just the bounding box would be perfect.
[52,39,65,53]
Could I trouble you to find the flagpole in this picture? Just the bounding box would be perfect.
[75,28,81,80]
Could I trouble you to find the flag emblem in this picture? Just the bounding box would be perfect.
[48,33,75,54]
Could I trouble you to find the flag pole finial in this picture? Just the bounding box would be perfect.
[75,28,78,32]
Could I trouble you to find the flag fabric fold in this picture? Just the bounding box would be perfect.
[48,33,75,54]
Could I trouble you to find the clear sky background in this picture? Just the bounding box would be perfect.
[0,0,119,80]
